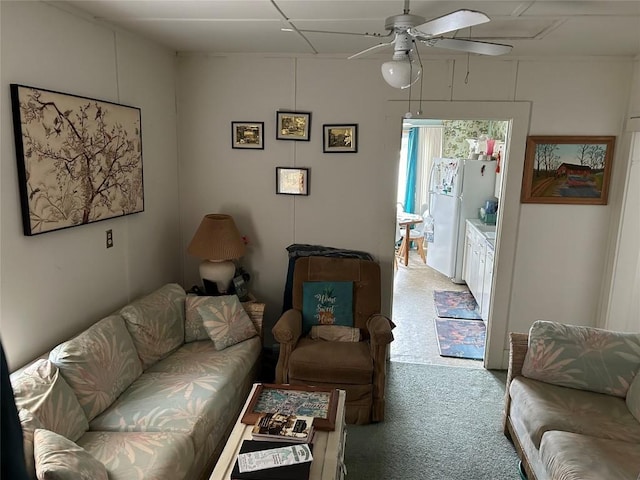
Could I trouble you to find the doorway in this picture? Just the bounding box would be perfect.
[385,100,532,369]
[392,118,508,367]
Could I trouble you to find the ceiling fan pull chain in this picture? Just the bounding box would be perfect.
[465,52,471,84]
[464,27,472,84]
[414,41,424,115]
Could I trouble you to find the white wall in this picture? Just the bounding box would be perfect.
[177,54,635,364]
[0,1,180,369]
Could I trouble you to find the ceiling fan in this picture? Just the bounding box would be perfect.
[298,0,513,88]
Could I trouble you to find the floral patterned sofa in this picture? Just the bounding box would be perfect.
[10,283,263,480]
[503,320,640,480]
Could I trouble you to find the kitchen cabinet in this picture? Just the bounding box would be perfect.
[462,220,496,323]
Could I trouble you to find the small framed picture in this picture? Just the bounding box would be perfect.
[231,122,264,149]
[323,124,358,153]
[276,167,309,196]
[276,111,311,141]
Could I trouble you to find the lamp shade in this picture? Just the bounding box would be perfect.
[187,214,246,261]
[381,54,421,89]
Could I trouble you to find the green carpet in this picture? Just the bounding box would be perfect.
[344,362,520,479]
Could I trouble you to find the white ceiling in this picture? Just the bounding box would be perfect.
[62,0,640,58]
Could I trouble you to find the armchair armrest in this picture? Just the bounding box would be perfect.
[366,314,394,422]
[503,332,529,433]
[272,309,302,383]
[366,314,394,347]
[272,309,302,345]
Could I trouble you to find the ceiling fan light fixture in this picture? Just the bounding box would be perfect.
[381,52,421,89]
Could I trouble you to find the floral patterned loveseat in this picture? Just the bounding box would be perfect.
[10,283,263,480]
[503,320,640,480]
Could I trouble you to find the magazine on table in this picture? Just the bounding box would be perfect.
[251,412,315,443]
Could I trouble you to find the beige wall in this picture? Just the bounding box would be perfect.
[0,1,181,369]
[177,54,635,365]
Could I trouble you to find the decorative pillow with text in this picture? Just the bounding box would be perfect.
[302,281,354,336]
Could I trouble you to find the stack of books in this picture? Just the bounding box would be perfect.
[251,412,315,444]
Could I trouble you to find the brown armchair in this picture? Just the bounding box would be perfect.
[272,256,394,424]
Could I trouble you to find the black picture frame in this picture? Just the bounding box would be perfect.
[231,121,264,149]
[276,167,309,196]
[276,111,311,141]
[323,124,358,153]
[10,84,144,236]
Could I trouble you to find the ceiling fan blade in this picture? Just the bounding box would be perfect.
[411,10,490,37]
[424,37,512,56]
[348,38,396,60]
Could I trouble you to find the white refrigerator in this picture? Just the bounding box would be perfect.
[426,158,497,283]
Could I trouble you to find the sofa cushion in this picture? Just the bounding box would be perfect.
[120,283,186,369]
[509,376,640,449]
[89,371,239,450]
[627,369,640,422]
[540,431,640,480]
[145,338,261,376]
[77,431,194,480]
[193,295,258,350]
[11,359,89,442]
[522,320,640,397]
[19,408,42,480]
[34,429,108,480]
[49,315,143,421]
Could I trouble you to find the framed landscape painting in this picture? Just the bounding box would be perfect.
[10,84,144,235]
[521,135,615,205]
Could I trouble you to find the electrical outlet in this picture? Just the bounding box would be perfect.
[106,229,114,248]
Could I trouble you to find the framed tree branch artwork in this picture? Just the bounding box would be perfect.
[521,135,615,205]
[10,84,144,235]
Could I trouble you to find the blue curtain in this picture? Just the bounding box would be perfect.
[403,128,418,213]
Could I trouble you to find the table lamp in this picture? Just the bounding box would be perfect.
[187,214,246,294]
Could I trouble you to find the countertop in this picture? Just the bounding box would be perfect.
[466,219,496,249]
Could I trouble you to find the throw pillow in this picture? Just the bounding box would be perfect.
[627,371,640,423]
[197,295,258,350]
[310,325,361,342]
[49,315,142,421]
[11,359,89,442]
[19,408,43,480]
[33,429,108,480]
[184,295,215,342]
[302,281,354,336]
[120,283,186,369]
[522,320,640,397]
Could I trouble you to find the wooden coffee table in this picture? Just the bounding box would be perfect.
[209,383,347,480]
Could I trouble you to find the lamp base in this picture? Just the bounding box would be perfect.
[199,260,235,295]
